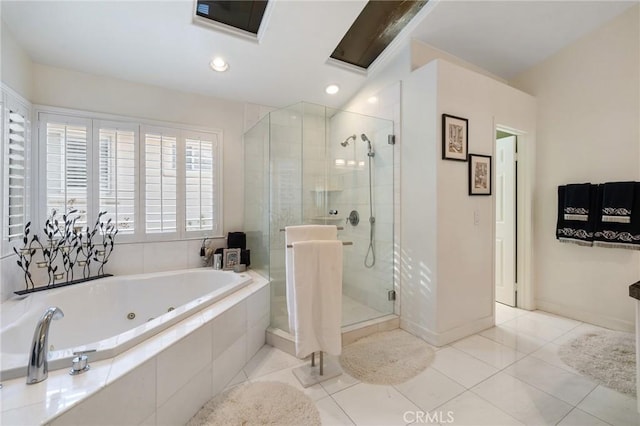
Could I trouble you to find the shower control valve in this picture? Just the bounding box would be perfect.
[329,210,338,215]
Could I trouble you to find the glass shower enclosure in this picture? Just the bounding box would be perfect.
[244,102,394,333]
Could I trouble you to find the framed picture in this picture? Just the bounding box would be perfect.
[442,114,468,161]
[469,154,492,196]
[222,248,241,270]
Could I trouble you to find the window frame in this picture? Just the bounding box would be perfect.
[33,105,224,243]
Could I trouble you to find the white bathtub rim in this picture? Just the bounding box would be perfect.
[0,270,269,425]
[0,268,253,381]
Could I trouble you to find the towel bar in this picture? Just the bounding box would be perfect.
[280,227,344,232]
[286,241,352,248]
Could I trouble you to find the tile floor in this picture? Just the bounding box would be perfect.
[228,303,640,426]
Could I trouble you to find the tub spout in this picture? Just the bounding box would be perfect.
[27,306,64,384]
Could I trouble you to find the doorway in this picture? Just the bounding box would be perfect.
[495,130,517,306]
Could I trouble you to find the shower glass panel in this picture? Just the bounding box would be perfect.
[243,102,394,333]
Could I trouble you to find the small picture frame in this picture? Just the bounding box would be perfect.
[469,154,492,196]
[442,114,469,161]
[222,248,241,270]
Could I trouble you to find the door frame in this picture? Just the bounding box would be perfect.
[494,124,535,311]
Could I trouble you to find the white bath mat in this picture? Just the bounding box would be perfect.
[559,330,636,396]
[186,381,321,426]
[339,329,435,385]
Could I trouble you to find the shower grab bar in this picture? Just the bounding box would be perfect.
[286,241,352,248]
[279,227,344,232]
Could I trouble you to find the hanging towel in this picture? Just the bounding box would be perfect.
[563,183,592,221]
[594,182,640,249]
[285,225,340,357]
[601,182,635,224]
[290,240,343,358]
[556,184,598,246]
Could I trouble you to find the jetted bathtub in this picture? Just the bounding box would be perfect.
[0,268,252,380]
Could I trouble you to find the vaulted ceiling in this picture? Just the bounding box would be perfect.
[1,1,635,109]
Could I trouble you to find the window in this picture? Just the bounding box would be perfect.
[44,116,89,227]
[143,129,178,234]
[98,123,137,235]
[7,108,27,240]
[185,133,217,231]
[2,89,31,249]
[39,110,222,241]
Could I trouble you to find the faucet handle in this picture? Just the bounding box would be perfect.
[69,350,95,376]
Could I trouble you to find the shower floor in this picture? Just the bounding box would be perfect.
[271,294,390,332]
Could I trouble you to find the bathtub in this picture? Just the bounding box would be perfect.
[0,268,252,381]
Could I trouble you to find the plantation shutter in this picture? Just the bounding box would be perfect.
[7,109,27,240]
[144,129,177,233]
[44,116,89,227]
[98,124,137,234]
[185,132,217,232]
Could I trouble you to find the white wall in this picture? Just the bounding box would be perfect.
[0,21,33,100]
[0,63,248,300]
[401,59,536,346]
[511,6,640,331]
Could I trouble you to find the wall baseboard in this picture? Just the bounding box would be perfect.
[400,315,494,347]
[536,299,634,332]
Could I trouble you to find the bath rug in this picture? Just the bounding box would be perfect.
[559,329,636,396]
[339,329,435,385]
[186,381,321,426]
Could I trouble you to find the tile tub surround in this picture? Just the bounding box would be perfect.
[1,268,253,381]
[0,271,269,426]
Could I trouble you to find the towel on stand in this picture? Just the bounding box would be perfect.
[285,225,340,357]
[290,240,343,358]
[601,182,635,223]
[594,182,640,249]
[556,184,598,246]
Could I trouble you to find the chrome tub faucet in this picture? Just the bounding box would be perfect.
[27,306,64,384]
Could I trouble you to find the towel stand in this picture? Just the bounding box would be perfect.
[310,351,324,375]
[286,241,352,248]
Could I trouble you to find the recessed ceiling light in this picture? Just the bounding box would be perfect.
[210,57,229,72]
[325,84,340,95]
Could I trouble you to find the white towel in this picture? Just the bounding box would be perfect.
[290,240,343,358]
[284,225,342,358]
[285,225,338,333]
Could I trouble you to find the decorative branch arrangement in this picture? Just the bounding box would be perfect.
[13,210,118,294]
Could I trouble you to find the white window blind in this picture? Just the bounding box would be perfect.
[185,133,217,232]
[7,109,27,240]
[144,131,177,233]
[98,125,137,234]
[45,120,89,226]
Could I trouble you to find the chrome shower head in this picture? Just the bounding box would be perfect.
[341,134,357,147]
[361,133,375,157]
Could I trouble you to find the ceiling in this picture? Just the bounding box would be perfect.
[1,1,636,109]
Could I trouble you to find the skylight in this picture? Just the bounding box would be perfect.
[331,0,428,69]
[195,1,268,36]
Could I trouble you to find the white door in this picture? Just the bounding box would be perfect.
[495,135,516,306]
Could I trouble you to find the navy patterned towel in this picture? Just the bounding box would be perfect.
[601,182,634,224]
[556,184,598,246]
